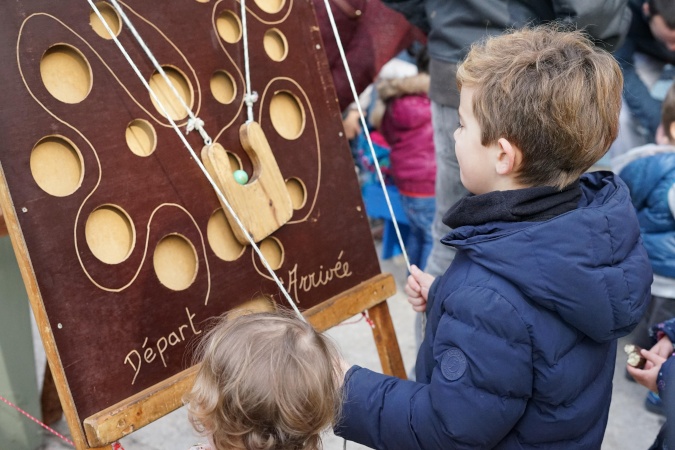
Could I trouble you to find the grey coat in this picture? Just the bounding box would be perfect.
[383,0,632,106]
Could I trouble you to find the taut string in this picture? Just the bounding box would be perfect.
[320,0,412,272]
[240,0,258,123]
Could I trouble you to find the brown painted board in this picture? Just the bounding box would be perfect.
[0,0,385,446]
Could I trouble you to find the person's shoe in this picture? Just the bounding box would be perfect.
[645,391,666,416]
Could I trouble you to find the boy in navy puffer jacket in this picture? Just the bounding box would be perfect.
[335,26,652,449]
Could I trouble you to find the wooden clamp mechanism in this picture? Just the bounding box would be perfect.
[201,122,293,244]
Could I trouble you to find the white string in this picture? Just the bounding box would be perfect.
[240,0,258,123]
[87,0,304,321]
[320,0,411,273]
[107,0,212,145]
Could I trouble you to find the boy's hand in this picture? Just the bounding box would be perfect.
[650,335,674,360]
[404,265,435,312]
[626,348,667,392]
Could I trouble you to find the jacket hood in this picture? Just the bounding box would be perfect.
[616,147,675,222]
[611,143,675,173]
[441,172,652,343]
[378,73,432,131]
[385,93,432,131]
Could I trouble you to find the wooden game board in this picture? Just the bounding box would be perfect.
[0,1,403,448]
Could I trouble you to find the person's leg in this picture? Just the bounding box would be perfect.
[399,195,435,270]
[399,195,422,268]
[415,197,436,271]
[424,102,467,278]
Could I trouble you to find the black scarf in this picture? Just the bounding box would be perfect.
[443,181,582,229]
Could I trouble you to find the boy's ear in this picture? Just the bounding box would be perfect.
[495,138,521,176]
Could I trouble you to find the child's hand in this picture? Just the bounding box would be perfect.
[404,265,435,312]
[627,348,667,392]
[650,335,674,360]
[335,357,351,384]
[342,109,361,141]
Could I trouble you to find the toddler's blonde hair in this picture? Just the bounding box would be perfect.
[184,309,343,450]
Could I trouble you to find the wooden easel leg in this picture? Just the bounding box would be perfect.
[41,363,63,425]
[367,301,406,379]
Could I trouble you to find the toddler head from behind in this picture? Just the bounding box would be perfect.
[185,308,343,450]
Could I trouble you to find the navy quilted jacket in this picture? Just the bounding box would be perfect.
[616,145,675,278]
[337,172,651,449]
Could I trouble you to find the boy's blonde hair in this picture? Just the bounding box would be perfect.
[662,82,675,142]
[184,309,343,450]
[456,26,623,189]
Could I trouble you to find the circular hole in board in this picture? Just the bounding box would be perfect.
[216,10,242,44]
[258,237,284,270]
[148,66,194,121]
[270,91,305,140]
[285,177,307,210]
[85,204,136,265]
[126,119,157,157]
[40,44,93,104]
[207,209,245,261]
[229,296,277,319]
[153,234,199,291]
[30,135,84,197]
[210,70,237,104]
[254,0,285,14]
[89,2,122,40]
[263,28,288,62]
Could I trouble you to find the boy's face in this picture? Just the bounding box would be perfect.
[454,86,501,195]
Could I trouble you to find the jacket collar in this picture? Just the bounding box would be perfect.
[442,181,581,229]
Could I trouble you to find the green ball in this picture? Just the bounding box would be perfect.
[233,170,249,185]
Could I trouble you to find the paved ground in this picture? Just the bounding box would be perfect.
[33,251,665,450]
